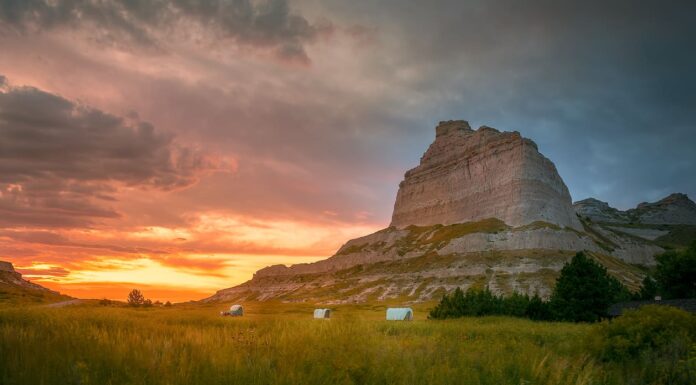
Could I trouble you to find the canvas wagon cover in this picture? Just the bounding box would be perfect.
[386,308,413,320]
[229,304,243,315]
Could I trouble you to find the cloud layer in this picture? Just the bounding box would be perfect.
[0,81,225,228]
[0,0,331,63]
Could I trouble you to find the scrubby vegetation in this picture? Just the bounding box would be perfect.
[0,283,70,305]
[430,252,632,323]
[589,305,696,384]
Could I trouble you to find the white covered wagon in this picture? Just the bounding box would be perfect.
[220,304,244,317]
[313,308,331,319]
[386,307,413,321]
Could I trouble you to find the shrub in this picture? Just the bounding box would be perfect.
[99,298,113,306]
[549,252,630,322]
[589,305,696,384]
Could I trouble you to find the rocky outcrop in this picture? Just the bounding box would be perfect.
[0,260,64,296]
[0,261,14,273]
[574,193,696,225]
[630,193,696,225]
[573,198,630,223]
[391,121,582,230]
[204,120,692,304]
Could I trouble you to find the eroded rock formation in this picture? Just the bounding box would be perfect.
[203,120,693,304]
[391,121,582,230]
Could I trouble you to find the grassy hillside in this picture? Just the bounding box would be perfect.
[0,302,689,385]
[0,282,71,305]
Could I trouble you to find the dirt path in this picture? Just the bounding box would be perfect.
[44,299,84,308]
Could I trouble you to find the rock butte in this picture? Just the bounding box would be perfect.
[391,120,582,230]
[204,120,696,303]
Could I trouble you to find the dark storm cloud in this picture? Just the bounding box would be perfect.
[0,0,331,63]
[319,0,696,209]
[0,80,222,228]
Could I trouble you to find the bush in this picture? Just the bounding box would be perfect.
[549,252,631,322]
[589,305,696,384]
[99,298,113,306]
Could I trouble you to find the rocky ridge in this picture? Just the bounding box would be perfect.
[574,193,696,225]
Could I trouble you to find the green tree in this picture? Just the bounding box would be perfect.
[654,243,696,299]
[525,294,552,321]
[428,287,553,320]
[549,252,629,322]
[636,275,659,300]
[127,289,145,307]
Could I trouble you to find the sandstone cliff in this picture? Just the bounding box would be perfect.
[391,121,582,230]
[203,120,692,304]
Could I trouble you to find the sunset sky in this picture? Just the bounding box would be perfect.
[1,1,695,301]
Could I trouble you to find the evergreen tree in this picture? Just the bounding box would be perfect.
[525,294,552,321]
[654,243,696,299]
[549,252,629,322]
[636,275,659,300]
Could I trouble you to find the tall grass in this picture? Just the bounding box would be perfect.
[0,304,624,384]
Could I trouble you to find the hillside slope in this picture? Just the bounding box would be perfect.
[0,261,71,304]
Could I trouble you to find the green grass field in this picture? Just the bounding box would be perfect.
[0,301,673,385]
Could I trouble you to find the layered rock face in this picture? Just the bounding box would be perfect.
[391,121,582,230]
[574,193,696,225]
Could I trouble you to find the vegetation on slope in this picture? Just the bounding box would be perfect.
[590,305,696,384]
[0,281,71,305]
[430,253,632,323]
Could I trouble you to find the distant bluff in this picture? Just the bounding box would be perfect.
[391,120,581,230]
[574,193,696,225]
